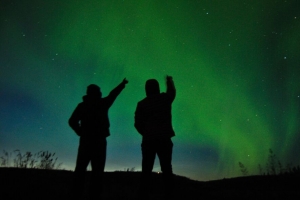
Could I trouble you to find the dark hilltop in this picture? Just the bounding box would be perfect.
[1,168,299,200]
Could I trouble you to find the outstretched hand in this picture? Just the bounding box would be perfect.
[122,78,129,84]
[166,75,173,80]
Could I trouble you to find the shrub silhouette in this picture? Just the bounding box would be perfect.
[239,148,300,176]
[0,149,62,169]
[238,162,248,176]
[0,150,11,167]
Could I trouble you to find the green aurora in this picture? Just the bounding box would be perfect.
[1,0,300,180]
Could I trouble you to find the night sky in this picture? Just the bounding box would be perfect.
[1,0,300,181]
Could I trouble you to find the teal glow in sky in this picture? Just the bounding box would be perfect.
[1,0,300,181]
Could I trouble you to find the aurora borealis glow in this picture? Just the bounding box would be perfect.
[1,0,300,181]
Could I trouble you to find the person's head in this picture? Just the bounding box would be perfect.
[145,79,160,97]
[86,84,102,98]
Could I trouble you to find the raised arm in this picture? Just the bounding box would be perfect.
[106,78,128,107]
[166,75,176,102]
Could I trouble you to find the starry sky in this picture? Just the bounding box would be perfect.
[1,0,300,181]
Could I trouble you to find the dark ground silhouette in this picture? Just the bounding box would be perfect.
[1,168,300,200]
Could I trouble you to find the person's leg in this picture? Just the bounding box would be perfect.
[140,140,156,200]
[90,139,107,200]
[71,141,91,200]
[142,141,156,173]
[157,138,174,199]
[157,139,173,174]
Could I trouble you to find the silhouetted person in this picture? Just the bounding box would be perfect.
[69,78,128,200]
[134,76,176,199]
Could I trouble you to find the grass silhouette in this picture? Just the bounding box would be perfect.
[0,149,62,169]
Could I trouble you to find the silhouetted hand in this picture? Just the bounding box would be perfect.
[166,75,173,80]
[122,78,129,84]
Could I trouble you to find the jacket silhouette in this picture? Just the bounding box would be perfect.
[69,80,127,138]
[135,77,175,140]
